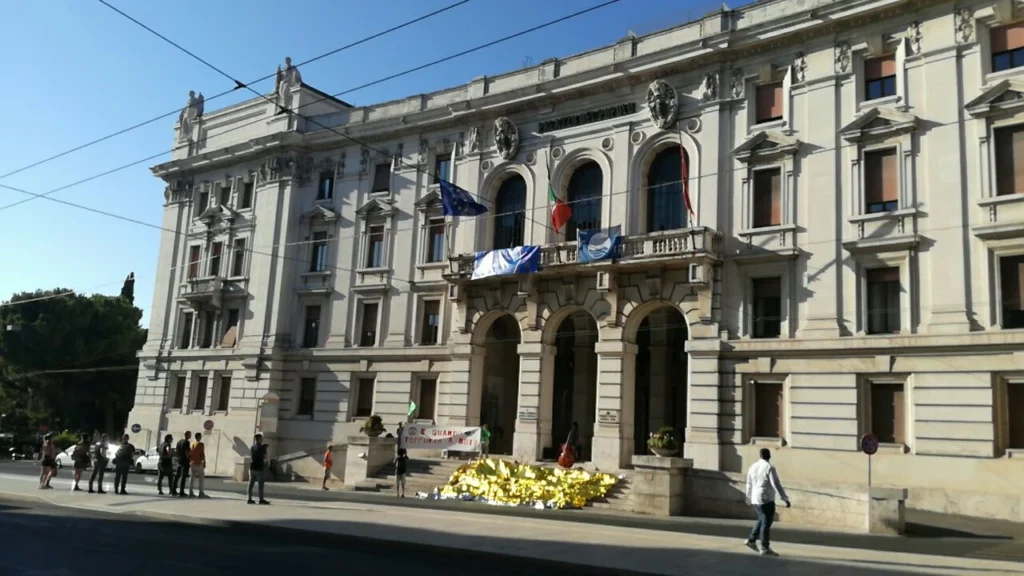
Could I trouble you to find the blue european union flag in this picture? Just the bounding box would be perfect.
[439,180,487,217]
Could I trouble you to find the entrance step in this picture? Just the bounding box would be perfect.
[357,458,466,494]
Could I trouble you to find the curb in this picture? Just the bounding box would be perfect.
[0,490,658,576]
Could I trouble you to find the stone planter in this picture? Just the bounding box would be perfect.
[364,428,383,438]
[650,446,679,457]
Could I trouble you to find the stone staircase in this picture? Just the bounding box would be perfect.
[350,457,466,494]
[586,470,633,512]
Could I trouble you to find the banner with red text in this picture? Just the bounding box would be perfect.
[402,424,481,451]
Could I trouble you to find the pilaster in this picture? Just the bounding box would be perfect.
[592,340,637,471]
[512,341,555,462]
[684,338,724,471]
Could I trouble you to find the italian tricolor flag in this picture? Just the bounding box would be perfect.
[549,183,572,233]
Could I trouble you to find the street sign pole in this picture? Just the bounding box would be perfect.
[860,433,879,494]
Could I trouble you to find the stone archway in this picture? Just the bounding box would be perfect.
[630,306,689,455]
[545,309,599,461]
[474,313,521,456]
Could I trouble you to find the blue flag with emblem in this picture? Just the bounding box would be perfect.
[578,225,622,264]
[471,246,541,280]
[439,179,487,217]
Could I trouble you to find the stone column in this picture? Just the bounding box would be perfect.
[684,338,723,471]
[512,341,554,462]
[592,340,636,472]
[445,343,485,426]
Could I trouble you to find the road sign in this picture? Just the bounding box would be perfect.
[203,420,214,432]
[860,433,879,456]
[130,424,142,434]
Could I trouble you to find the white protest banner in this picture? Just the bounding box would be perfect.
[402,424,481,451]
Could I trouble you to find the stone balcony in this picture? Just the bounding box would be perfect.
[445,227,723,282]
[178,276,247,309]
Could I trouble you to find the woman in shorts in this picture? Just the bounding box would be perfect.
[39,433,57,489]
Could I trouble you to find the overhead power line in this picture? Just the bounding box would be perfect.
[0,0,472,183]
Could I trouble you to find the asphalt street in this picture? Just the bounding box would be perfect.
[0,496,627,576]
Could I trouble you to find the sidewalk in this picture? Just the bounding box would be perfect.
[0,474,1020,576]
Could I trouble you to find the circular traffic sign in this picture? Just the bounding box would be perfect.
[130,424,142,434]
[860,433,879,456]
[203,420,214,432]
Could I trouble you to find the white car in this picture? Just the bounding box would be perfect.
[134,448,161,473]
[54,444,122,470]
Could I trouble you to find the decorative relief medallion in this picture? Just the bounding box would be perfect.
[337,152,346,178]
[630,130,645,145]
[481,160,493,172]
[834,42,852,74]
[601,137,614,151]
[360,148,370,175]
[906,21,923,54]
[955,7,974,44]
[467,127,480,153]
[701,72,718,101]
[494,117,520,161]
[259,155,294,183]
[646,80,678,130]
[524,151,536,165]
[792,53,807,84]
[293,155,313,184]
[551,146,564,160]
[684,117,702,134]
[418,140,428,164]
[730,69,744,99]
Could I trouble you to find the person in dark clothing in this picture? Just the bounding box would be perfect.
[88,434,110,494]
[113,435,135,495]
[247,433,270,505]
[72,434,91,492]
[157,434,175,495]
[173,431,192,498]
[394,448,409,498]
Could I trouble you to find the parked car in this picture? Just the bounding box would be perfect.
[54,444,121,470]
[134,448,160,473]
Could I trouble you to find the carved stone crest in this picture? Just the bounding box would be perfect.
[294,155,313,184]
[834,42,852,74]
[646,80,678,130]
[955,8,974,44]
[493,117,519,161]
[730,69,744,99]
[337,152,346,178]
[359,148,370,175]
[792,53,807,84]
[467,127,480,153]
[418,140,428,164]
[164,179,191,203]
[259,155,294,183]
[906,21,923,55]
[701,72,718,102]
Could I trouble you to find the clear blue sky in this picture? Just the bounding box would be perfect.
[0,0,717,324]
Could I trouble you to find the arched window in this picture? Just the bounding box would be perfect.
[493,175,526,249]
[566,161,603,241]
[646,147,686,232]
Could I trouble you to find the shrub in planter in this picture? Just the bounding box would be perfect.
[647,426,679,455]
[360,415,385,437]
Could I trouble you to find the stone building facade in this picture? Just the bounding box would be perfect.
[129,0,1024,519]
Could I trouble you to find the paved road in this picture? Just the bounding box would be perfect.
[0,496,623,576]
[2,460,1021,564]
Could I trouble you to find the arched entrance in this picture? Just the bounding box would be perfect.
[633,306,688,455]
[480,314,521,455]
[550,310,598,460]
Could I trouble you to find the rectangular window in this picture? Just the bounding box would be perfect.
[754,382,784,438]
[752,277,782,339]
[193,376,208,411]
[871,383,905,444]
[317,172,334,201]
[992,23,1024,72]
[231,238,246,277]
[433,156,451,184]
[360,302,379,347]
[219,185,231,207]
[864,54,897,100]
[752,168,781,228]
[866,267,901,335]
[418,378,437,421]
[356,378,375,417]
[427,218,446,263]
[197,190,209,214]
[366,225,385,268]
[187,246,202,279]
[420,300,441,345]
[864,148,898,213]
[755,82,783,123]
[298,378,316,416]
[209,242,223,277]
[302,305,321,349]
[1009,382,1024,449]
[201,311,216,348]
[995,125,1024,197]
[310,231,329,272]
[221,308,239,348]
[172,376,186,410]
[179,312,193,349]
[240,182,254,209]
[216,376,231,411]
[1000,255,1024,329]
[372,163,391,193]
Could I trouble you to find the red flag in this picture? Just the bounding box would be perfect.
[549,183,572,234]
[681,144,694,220]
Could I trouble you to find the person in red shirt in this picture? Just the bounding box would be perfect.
[322,442,333,491]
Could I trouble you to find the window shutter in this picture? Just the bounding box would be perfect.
[756,83,783,122]
[1008,384,1024,449]
[880,149,898,202]
[991,22,1024,52]
[865,55,896,80]
[770,169,782,225]
[892,386,905,445]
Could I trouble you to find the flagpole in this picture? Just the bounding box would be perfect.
[678,129,695,227]
[446,142,458,264]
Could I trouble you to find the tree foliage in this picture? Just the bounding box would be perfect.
[0,288,146,437]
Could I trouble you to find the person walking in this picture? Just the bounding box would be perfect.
[173,431,192,498]
[157,434,174,496]
[189,433,208,498]
[71,434,91,492]
[322,442,333,491]
[479,424,491,459]
[39,433,57,490]
[394,448,408,498]
[744,448,791,556]
[113,435,135,495]
[88,434,110,494]
[247,433,270,505]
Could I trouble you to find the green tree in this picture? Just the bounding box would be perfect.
[0,288,146,436]
[120,272,135,305]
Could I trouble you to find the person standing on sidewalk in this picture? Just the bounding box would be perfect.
[479,424,490,459]
[173,431,192,498]
[322,442,333,491]
[113,435,134,495]
[39,433,56,490]
[394,448,408,498]
[744,448,791,556]
[88,434,110,494]
[247,433,270,505]
[157,434,174,496]
[71,434,91,492]
[189,432,208,498]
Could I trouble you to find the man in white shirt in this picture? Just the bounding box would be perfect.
[744,448,791,556]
